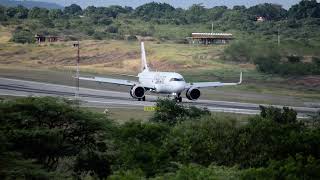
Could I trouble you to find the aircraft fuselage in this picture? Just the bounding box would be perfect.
[138,70,186,94]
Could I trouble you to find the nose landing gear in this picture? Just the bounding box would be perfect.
[176,96,182,103]
[173,93,182,103]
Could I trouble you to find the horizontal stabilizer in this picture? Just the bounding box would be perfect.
[78,76,137,86]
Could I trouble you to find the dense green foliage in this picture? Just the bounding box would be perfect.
[0,0,63,9]
[1,97,320,179]
[224,39,320,76]
[0,97,114,179]
[153,164,241,180]
[1,1,320,41]
[10,26,34,43]
[114,121,170,177]
[241,155,320,180]
[254,55,320,76]
[150,99,210,125]
[134,2,175,21]
[289,0,320,19]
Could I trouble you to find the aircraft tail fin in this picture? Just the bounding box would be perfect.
[141,42,149,72]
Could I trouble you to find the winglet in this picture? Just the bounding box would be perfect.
[141,42,149,72]
[238,72,243,85]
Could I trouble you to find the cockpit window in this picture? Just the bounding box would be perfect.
[170,78,184,82]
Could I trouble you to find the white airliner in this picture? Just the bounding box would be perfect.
[79,42,242,102]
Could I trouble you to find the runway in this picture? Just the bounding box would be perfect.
[0,77,318,118]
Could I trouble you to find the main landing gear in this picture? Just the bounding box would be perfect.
[138,96,146,101]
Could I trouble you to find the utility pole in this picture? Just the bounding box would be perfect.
[211,22,214,34]
[73,41,80,101]
[277,10,281,47]
[277,27,281,46]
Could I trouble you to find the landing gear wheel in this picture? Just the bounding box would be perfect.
[142,96,146,101]
[175,96,182,103]
[138,98,141,101]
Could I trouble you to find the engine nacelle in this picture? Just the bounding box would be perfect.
[130,85,146,98]
[186,88,201,100]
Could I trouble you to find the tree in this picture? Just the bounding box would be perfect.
[74,151,112,179]
[150,99,210,126]
[252,49,282,74]
[247,3,287,21]
[127,35,137,41]
[233,5,246,11]
[233,106,320,168]
[11,27,34,44]
[134,2,175,21]
[289,0,320,19]
[287,55,302,63]
[164,116,238,166]
[28,7,49,19]
[6,7,18,18]
[186,4,208,23]
[224,40,254,62]
[207,6,228,21]
[106,25,118,33]
[158,164,240,179]
[48,9,63,19]
[40,18,54,28]
[115,121,170,176]
[83,6,96,16]
[64,4,82,16]
[0,97,115,179]
[84,5,130,19]
[0,5,7,21]
[14,5,29,19]
[259,106,297,124]
[107,5,132,18]
[241,155,320,180]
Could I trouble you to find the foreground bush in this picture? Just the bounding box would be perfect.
[150,98,210,125]
[164,116,238,166]
[114,121,171,177]
[241,155,320,180]
[1,97,320,179]
[0,97,115,179]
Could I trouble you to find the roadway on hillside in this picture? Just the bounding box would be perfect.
[0,77,318,118]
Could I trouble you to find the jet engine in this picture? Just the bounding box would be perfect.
[130,85,146,99]
[186,88,201,100]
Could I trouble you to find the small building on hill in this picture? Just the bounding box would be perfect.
[35,34,59,44]
[256,16,266,22]
[187,33,234,45]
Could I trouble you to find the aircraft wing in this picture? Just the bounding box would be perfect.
[79,76,138,86]
[186,72,242,89]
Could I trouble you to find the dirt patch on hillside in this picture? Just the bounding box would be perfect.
[149,60,188,71]
[292,76,320,88]
[239,63,256,69]
[44,51,139,66]
[0,26,12,43]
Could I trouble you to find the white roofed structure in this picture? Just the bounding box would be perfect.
[187,32,234,45]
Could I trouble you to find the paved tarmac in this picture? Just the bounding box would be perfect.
[0,77,318,118]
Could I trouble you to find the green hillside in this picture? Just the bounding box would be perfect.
[0,0,63,9]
